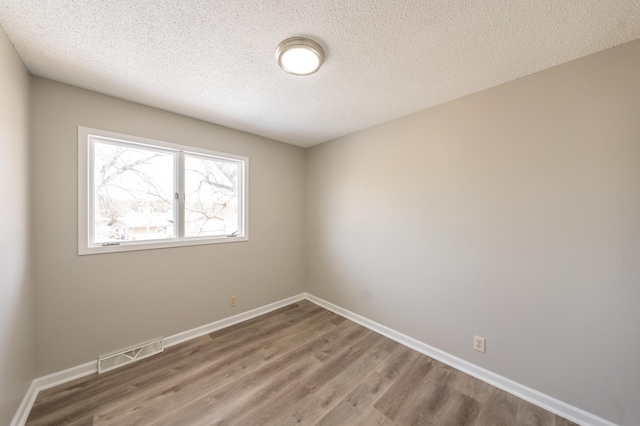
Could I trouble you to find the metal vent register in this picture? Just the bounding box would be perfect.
[98,339,164,374]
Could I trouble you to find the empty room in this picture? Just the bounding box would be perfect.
[1,1,639,425]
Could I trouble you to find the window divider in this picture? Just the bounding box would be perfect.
[177,150,185,240]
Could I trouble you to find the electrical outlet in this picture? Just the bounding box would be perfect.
[230,296,237,307]
[474,335,486,353]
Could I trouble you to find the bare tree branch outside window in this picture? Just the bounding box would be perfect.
[94,143,175,242]
[184,155,239,237]
[93,142,240,243]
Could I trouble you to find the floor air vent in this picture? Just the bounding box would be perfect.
[98,338,164,374]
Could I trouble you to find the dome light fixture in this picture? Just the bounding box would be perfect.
[276,37,325,76]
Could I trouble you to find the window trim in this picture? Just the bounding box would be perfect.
[78,126,248,255]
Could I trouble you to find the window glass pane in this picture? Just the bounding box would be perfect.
[93,140,176,243]
[184,154,240,238]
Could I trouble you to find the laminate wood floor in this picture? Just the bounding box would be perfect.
[27,301,578,426]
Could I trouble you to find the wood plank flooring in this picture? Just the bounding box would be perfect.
[26,301,578,425]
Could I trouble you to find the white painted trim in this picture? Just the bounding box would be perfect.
[164,293,306,348]
[11,292,617,426]
[10,293,306,426]
[304,293,618,426]
[34,360,98,392]
[9,381,37,426]
[10,361,97,426]
[77,125,250,256]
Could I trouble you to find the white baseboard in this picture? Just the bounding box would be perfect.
[163,293,306,348]
[304,293,617,426]
[10,293,307,426]
[9,381,37,426]
[10,360,97,426]
[12,292,616,426]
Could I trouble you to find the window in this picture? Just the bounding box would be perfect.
[78,127,247,255]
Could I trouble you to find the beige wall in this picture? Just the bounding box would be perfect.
[31,78,307,375]
[307,40,640,425]
[0,28,34,425]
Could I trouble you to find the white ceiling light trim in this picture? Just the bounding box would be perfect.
[276,37,325,76]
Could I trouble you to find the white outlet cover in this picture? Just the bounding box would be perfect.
[474,335,486,353]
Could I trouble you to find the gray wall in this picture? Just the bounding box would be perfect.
[31,78,307,375]
[0,28,35,425]
[307,40,640,425]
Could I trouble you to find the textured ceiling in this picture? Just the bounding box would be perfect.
[1,1,639,147]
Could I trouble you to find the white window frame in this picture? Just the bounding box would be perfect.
[78,126,248,255]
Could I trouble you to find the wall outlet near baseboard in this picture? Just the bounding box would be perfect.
[230,296,237,307]
[474,335,486,353]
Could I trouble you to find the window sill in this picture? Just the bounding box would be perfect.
[78,235,248,256]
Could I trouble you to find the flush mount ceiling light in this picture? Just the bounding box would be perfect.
[276,37,325,76]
